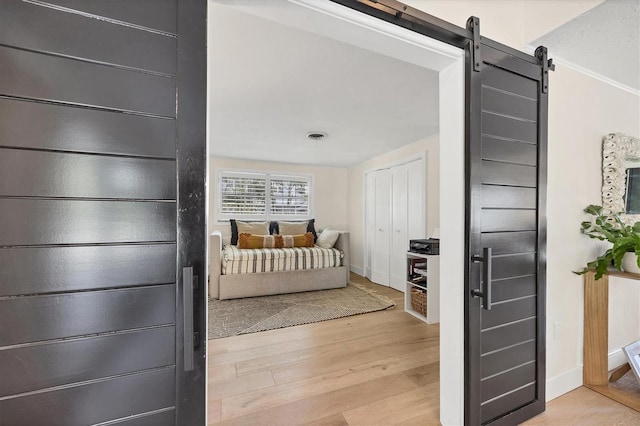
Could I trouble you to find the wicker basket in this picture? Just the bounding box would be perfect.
[410,287,427,317]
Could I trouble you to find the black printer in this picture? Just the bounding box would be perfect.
[409,238,439,255]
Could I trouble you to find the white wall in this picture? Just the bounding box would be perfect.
[403,0,526,49]
[521,0,605,43]
[403,0,604,49]
[347,135,439,273]
[208,157,348,238]
[545,64,640,397]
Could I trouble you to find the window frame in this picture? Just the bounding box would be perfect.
[216,168,314,222]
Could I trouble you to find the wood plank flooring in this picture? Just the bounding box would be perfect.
[207,274,640,425]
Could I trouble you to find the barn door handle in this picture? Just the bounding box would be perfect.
[183,266,197,371]
[471,247,492,310]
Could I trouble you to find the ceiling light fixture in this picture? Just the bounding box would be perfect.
[306,131,328,141]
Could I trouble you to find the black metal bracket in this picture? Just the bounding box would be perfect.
[466,16,481,71]
[535,45,555,94]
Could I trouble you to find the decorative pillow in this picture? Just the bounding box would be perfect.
[281,232,315,248]
[230,220,270,245]
[316,228,341,249]
[274,219,317,242]
[277,221,308,236]
[237,233,281,249]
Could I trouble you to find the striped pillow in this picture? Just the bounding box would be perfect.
[281,232,314,248]
[238,233,279,249]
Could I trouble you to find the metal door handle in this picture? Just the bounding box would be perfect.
[183,266,196,371]
[471,247,492,310]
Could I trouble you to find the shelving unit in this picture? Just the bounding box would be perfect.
[405,252,439,324]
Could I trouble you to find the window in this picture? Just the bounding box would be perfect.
[217,170,312,221]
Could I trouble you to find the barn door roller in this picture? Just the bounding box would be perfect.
[535,45,555,94]
[466,16,481,71]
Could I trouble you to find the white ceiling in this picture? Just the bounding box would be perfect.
[208,3,439,167]
[532,0,640,92]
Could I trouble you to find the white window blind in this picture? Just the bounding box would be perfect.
[218,171,312,221]
[270,177,310,217]
[219,173,266,217]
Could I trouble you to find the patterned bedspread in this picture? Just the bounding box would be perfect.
[222,245,343,275]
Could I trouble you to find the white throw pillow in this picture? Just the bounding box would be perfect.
[236,221,269,236]
[278,221,309,236]
[316,228,340,249]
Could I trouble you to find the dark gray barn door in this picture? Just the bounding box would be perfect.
[465,39,548,424]
[0,1,206,425]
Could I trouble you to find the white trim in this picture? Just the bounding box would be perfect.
[545,349,629,402]
[438,55,465,426]
[350,264,364,276]
[291,0,461,62]
[608,348,628,371]
[545,366,582,402]
[524,45,640,96]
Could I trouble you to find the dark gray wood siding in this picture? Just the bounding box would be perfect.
[0,1,179,424]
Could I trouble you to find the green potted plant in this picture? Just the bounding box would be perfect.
[575,204,640,279]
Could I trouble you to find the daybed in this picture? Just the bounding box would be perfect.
[209,230,350,300]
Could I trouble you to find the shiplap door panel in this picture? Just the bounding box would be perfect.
[0,1,206,425]
[466,42,547,425]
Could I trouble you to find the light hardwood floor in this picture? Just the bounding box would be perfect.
[207,274,640,425]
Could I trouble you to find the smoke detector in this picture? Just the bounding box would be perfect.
[306,131,328,141]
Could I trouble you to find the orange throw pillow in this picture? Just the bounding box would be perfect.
[238,233,279,249]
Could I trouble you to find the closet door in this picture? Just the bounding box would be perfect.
[365,172,376,279]
[371,169,391,285]
[390,164,408,291]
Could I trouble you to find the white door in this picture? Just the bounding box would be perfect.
[390,164,408,291]
[370,169,391,286]
[364,172,376,279]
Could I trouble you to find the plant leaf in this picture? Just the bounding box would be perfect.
[584,205,602,215]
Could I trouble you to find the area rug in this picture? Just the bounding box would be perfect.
[208,283,395,339]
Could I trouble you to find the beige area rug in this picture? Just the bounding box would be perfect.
[208,283,395,339]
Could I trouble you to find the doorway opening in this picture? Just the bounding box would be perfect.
[206,1,465,423]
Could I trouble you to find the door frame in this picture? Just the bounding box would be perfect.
[177,0,208,424]
[208,1,465,423]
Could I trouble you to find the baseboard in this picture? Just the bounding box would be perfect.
[350,264,364,276]
[545,350,628,401]
[545,366,582,401]
[608,349,627,371]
